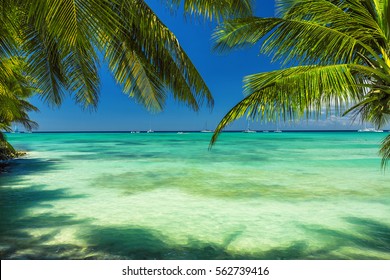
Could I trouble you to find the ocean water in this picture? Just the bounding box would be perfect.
[1,132,389,260]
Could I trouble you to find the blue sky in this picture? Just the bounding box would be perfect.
[26,0,387,132]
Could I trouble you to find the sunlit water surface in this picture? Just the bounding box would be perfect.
[1,132,389,259]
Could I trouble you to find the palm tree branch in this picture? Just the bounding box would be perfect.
[380,134,390,169]
[210,63,365,146]
[104,0,213,111]
[214,15,389,71]
[166,0,253,22]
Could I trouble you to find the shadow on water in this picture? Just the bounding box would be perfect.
[2,201,390,259]
[302,217,390,259]
[75,226,338,260]
[2,159,389,259]
[0,171,90,259]
[0,157,62,185]
[74,214,388,260]
[75,217,390,260]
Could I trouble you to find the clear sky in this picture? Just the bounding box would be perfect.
[26,0,388,132]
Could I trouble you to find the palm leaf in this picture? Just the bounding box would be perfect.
[210,63,366,145]
[380,134,390,169]
[212,0,389,168]
[166,0,253,21]
[104,0,213,111]
[23,26,67,105]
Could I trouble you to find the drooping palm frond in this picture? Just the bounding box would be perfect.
[166,0,253,21]
[23,0,113,108]
[214,13,386,68]
[380,134,390,169]
[211,0,389,168]
[0,57,38,132]
[23,26,67,105]
[0,6,15,57]
[12,0,222,111]
[104,0,213,111]
[210,63,367,144]
[105,36,167,111]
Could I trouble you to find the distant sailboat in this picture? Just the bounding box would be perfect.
[12,126,19,133]
[358,123,383,132]
[358,128,383,132]
[200,122,212,133]
[243,121,256,133]
[147,118,154,133]
[274,123,282,133]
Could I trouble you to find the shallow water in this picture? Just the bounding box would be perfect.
[1,132,389,259]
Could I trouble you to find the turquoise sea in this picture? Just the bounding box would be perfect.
[1,132,389,259]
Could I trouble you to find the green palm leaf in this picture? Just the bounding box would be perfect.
[104,0,213,111]
[210,64,365,145]
[167,0,253,21]
[15,0,225,111]
[211,0,390,168]
[380,134,390,169]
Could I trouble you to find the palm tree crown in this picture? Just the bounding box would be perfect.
[211,0,390,168]
[0,0,253,158]
[1,0,253,112]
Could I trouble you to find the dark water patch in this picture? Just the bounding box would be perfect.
[344,217,390,254]
[302,217,390,259]
[1,233,87,260]
[91,167,389,201]
[63,151,167,161]
[0,162,11,173]
[0,185,89,259]
[0,158,63,186]
[77,225,347,260]
[93,172,163,194]
[79,226,169,259]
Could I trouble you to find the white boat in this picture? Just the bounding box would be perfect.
[358,127,383,132]
[274,129,282,133]
[147,118,154,133]
[200,122,212,133]
[12,126,19,133]
[243,122,256,133]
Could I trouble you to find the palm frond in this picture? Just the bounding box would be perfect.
[166,0,253,22]
[25,0,115,108]
[210,63,365,145]
[23,26,67,105]
[64,41,100,108]
[215,15,384,67]
[105,38,166,111]
[380,134,390,169]
[212,0,390,169]
[104,0,213,111]
[214,0,390,71]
